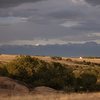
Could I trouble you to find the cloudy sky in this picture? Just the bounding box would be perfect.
[0,0,100,45]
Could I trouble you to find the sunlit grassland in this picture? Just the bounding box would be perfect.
[0,93,100,100]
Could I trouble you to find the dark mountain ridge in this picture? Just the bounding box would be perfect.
[0,42,100,57]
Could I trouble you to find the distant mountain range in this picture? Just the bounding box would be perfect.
[0,42,100,57]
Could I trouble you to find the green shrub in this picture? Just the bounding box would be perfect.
[33,62,74,90]
[0,64,8,76]
[76,72,97,91]
[7,55,35,82]
[51,56,62,60]
[5,56,74,89]
[66,58,72,62]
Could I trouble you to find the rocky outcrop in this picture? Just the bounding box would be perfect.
[31,86,58,94]
[0,77,29,96]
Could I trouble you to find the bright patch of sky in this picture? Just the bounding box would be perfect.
[60,21,81,28]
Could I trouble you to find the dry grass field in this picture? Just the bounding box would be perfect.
[0,93,100,100]
[0,54,17,62]
[0,54,100,64]
[0,54,100,100]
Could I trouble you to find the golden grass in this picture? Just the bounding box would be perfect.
[0,54,100,64]
[0,93,100,100]
[0,54,17,62]
[71,58,100,64]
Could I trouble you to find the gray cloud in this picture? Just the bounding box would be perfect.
[71,20,100,33]
[47,10,84,20]
[0,0,43,8]
[0,0,100,45]
[85,0,100,6]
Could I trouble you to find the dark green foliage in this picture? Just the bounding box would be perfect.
[6,55,35,82]
[4,56,74,90]
[66,58,72,62]
[83,57,100,59]
[31,61,74,90]
[0,63,8,76]
[74,60,100,66]
[51,56,62,60]
[0,64,8,76]
[42,62,74,90]
[74,72,97,91]
[79,72,97,90]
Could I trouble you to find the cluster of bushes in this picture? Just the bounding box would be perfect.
[51,56,62,60]
[83,57,100,59]
[66,58,73,62]
[0,56,73,90]
[74,60,100,66]
[0,55,100,92]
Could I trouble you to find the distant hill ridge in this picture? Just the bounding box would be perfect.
[0,42,100,57]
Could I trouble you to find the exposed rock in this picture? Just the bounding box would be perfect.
[31,86,58,94]
[0,77,29,96]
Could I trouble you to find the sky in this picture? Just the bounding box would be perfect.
[0,0,100,45]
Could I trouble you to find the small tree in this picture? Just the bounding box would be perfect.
[7,55,35,82]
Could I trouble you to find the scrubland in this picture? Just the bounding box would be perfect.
[0,54,100,100]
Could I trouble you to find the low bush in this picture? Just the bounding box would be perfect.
[4,56,74,90]
[51,56,62,60]
[0,64,8,76]
[74,72,97,92]
[66,58,73,62]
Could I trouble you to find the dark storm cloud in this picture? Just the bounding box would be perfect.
[0,0,43,8]
[85,0,100,6]
[0,0,100,45]
[72,20,100,32]
[47,10,84,19]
